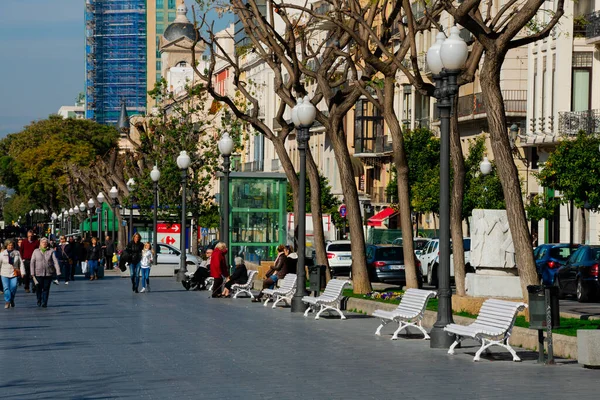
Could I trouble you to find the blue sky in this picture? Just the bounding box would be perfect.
[0,0,231,138]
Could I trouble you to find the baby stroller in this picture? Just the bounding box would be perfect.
[182,265,210,291]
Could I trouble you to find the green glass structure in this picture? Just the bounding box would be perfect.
[226,172,287,266]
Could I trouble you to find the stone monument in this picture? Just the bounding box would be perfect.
[466,209,524,298]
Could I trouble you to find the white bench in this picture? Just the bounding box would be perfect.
[302,279,350,319]
[262,274,297,308]
[231,270,258,299]
[373,288,437,340]
[444,299,527,362]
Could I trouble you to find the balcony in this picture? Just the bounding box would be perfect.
[558,110,600,136]
[586,11,600,44]
[271,158,281,172]
[241,161,264,172]
[369,187,397,204]
[354,135,393,157]
[434,90,527,121]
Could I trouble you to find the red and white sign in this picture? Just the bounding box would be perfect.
[157,223,181,250]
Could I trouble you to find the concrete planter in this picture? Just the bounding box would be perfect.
[578,330,600,368]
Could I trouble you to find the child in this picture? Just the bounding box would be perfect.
[140,242,153,293]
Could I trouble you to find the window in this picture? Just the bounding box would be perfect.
[533,59,538,121]
[168,0,175,8]
[168,11,176,22]
[156,0,163,8]
[571,52,593,112]
[542,56,547,121]
[551,54,556,118]
[354,99,384,152]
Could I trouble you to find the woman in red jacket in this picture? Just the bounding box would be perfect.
[209,242,229,298]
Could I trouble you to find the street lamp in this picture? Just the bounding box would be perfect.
[88,198,95,239]
[109,186,118,244]
[218,132,234,262]
[97,192,105,238]
[150,166,161,266]
[69,208,74,235]
[480,157,492,176]
[29,210,33,229]
[127,178,136,241]
[73,206,80,234]
[176,150,191,281]
[290,96,317,313]
[79,202,86,237]
[51,212,57,238]
[426,26,468,348]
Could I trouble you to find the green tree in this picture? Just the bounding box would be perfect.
[535,132,600,242]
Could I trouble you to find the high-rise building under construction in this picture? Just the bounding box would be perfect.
[85,0,177,125]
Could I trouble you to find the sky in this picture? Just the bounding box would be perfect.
[0,0,231,138]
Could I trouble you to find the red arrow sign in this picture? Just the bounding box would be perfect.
[157,223,181,234]
[172,225,180,232]
[160,236,176,245]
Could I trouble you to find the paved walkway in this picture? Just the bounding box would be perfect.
[1,276,597,399]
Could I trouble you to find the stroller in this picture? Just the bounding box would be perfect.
[182,265,211,291]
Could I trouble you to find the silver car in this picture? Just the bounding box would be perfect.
[156,243,201,270]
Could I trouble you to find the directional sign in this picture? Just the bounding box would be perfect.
[157,223,181,234]
[157,223,181,250]
[161,236,177,245]
[339,204,347,218]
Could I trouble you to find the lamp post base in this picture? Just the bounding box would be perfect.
[175,267,187,283]
[290,296,308,313]
[429,326,456,349]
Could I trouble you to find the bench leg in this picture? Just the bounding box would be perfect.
[392,321,430,340]
[272,295,284,308]
[315,304,345,320]
[448,336,464,355]
[375,319,391,336]
[303,304,314,317]
[263,296,272,307]
[473,337,521,362]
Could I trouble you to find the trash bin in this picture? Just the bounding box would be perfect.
[527,285,560,330]
[309,264,327,292]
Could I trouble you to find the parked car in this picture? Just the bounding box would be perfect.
[391,237,431,257]
[556,245,600,302]
[418,238,471,286]
[156,243,201,270]
[324,240,352,277]
[534,243,580,285]
[365,244,422,285]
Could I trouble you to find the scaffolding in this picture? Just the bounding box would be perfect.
[85,0,147,125]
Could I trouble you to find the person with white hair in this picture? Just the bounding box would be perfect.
[221,256,248,298]
[30,238,60,308]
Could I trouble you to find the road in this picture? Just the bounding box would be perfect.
[1,275,597,399]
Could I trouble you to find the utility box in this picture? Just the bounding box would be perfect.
[527,285,560,330]
[309,264,327,292]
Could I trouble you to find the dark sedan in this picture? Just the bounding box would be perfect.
[366,244,422,284]
[534,243,579,285]
[556,245,600,302]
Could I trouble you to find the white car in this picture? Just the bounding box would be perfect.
[156,243,201,271]
[417,238,471,285]
[393,237,431,257]
[325,240,352,277]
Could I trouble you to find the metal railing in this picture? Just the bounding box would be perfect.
[241,160,264,172]
[435,90,527,120]
[558,109,600,136]
[354,135,393,155]
[586,11,600,41]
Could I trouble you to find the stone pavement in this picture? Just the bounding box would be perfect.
[1,276,597,400]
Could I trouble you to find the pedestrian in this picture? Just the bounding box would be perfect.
[87,237,103,281]
[30,237,60,308]
[252,244,287,302]
[54,236,73,285]
[209,242,229,298]
[19,230,40,293]
[284,245,298,274]
[126,232,144,293]
[0,239,25,309]
[103,235,115,270]
[79,238,89,279]
[140,242,153,293]
[221,256,248,298]
[69,237,79,281]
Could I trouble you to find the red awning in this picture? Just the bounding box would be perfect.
[367,207,398,227]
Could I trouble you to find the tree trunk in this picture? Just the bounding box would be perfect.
[328,123,371,293]
[449,94,467,296]
[383,77,419,288]
[271,137,299,247]
[480,54,537,300]
[307,147,331,282]
[581,207,586,244]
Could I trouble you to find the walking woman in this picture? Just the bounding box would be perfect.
[0,239,25,309]
[87,237,103,281]
[126,233,144,293]
[139,242,153,293]
[30,238,60,308]
[209,242,229,298]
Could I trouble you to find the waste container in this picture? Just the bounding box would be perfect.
[309,264,327,293]
[527,285,560,330]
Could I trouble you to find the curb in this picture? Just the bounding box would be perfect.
[346,297,578,359]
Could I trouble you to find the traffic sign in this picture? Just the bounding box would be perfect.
[200,227,208,236]
[157,224,181,249]
[339,204,347,218]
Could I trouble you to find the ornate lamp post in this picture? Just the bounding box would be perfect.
[426,26,468,348]
[73,206,80,234]
[79,202,86,236]
[290,96,317,313]
[97,192,105,239]
[29,210,33,230]
[218,132,234,261]
[176,150,191,281]
[51,212,57,238]
[150,166,161,266]
[126,178,136,241]
[68,208,74,235]
[87,198,95,239]
[109,186,118,243]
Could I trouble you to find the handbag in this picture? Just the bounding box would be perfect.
[47,257,57,275]
[81,261,88,274]
[13,267,21,278]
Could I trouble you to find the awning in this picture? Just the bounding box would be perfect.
[367,207,398,227]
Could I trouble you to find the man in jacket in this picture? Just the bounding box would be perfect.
[19,230,39,293]
[54,236,73,285]
[103,235,115,270]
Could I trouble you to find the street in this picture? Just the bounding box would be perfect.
[1,275,597,399]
